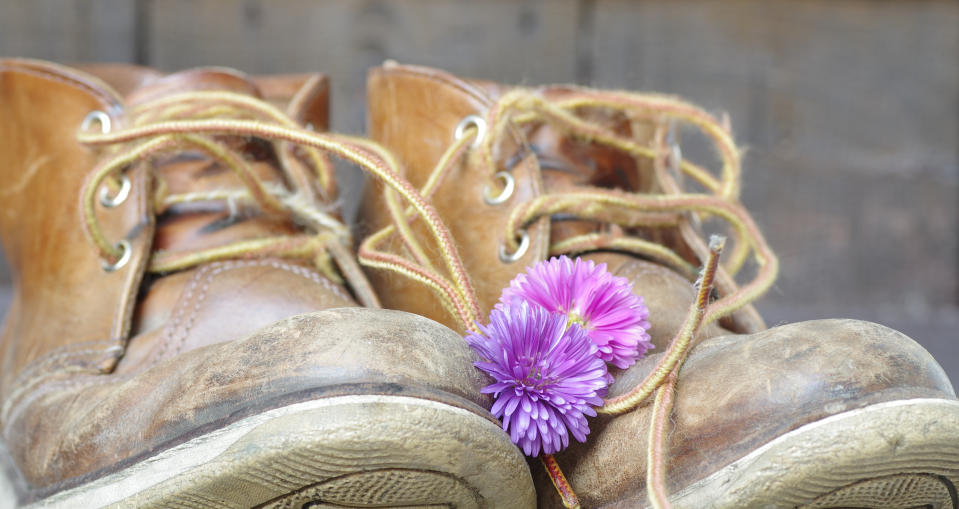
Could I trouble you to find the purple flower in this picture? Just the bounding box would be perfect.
[466,302,609,457]
[499,256,653,369]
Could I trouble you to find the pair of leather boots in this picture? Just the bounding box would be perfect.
[0,58,956,509]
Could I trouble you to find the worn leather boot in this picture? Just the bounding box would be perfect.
[0,59,535,509]
[357,62,959,508]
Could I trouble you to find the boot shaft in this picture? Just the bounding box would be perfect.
[0,60,146,396]
[361,64,550,328]
[0,60,342,401]
[0,61,529,500]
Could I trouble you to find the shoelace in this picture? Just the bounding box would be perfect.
[76,90,478,316]
[359,87,780,508]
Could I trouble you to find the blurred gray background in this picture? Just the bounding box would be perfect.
[1,0,957,381]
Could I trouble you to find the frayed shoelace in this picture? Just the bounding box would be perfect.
[359,86,780,508]
[76,89,481,312]
[78,85,780,508]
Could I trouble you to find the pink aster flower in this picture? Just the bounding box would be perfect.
[465,302,609,457]
[498,255,652,369]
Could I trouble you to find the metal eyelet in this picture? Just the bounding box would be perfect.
[498,229,530,264]
[101,240,132,273]
[99,174,131,208]
[454,114,487,148]
[483,171,515,205]
[81,110,112,134]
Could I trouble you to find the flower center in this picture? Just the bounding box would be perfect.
[514,359,557,391]
[567,309,589,329]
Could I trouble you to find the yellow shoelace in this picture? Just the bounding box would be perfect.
[77,86,780,508]
[359,86,780,508]
[77,90,474,312]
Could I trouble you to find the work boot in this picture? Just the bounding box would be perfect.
[0,59,535,509]
[357,62,959,508]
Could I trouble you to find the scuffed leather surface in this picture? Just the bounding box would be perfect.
[10,308,493,497]
[534,319,956,508]
[0,62,489,502]
[116,259,357,375]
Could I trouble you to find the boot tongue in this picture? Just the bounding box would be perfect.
[124,68,300,255]
[125,67,264,105]
[505,87,702,274]
[474,82,652,244]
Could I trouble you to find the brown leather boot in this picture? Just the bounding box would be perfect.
[357,62,959,508]
[0,59,535,508]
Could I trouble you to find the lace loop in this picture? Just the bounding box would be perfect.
[76,91,463,310]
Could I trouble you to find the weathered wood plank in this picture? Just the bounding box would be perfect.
[589,0,958,316]
[144,0,581,133]
[0,0,137,62]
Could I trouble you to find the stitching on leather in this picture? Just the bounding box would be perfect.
[111,165,153,351]
[2,259,346,436]
[2,260,345,431]
[6,340,118,393]
[152,263,216,365]
[0,64,118,108]
[170,262,225,359]
[383,66,494,108]
[155,259,348,364]
[265,259,350,300]
[2,372,136,440]
[1,366,103,436]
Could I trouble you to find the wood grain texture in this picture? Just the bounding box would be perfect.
[0,0,136,62]
[144,0,580,132]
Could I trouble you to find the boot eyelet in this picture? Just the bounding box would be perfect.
[454,114,487,148]
[99,174,131,208]
[499,229,530,264]
[483,171,515,205]
[101,240,132,273]
[81,110,112,134]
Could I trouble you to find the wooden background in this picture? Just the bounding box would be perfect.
[1,0,957,380]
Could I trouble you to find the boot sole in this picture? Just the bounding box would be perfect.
[668,398,959,509]
[7,395,535,508]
